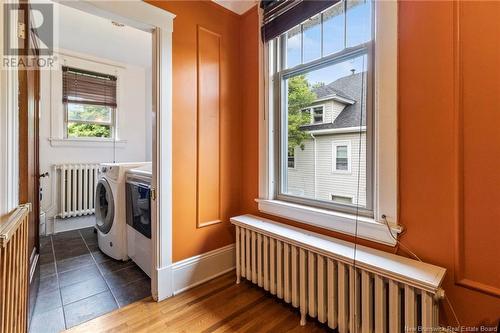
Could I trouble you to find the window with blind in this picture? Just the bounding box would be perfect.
[62,66,117,139]
[259,0,399,243]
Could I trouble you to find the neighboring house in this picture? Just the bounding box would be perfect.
[286,71,367,207]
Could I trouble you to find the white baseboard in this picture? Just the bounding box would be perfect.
[155,264,173,302]
[48,215,96,235]
[171,244,235,295]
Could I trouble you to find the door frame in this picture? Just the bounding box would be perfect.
[0,1,20,216]
[2,0,176,301]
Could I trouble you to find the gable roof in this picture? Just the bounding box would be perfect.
[301,71,367,131]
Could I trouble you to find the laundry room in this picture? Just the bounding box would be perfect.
[33,2,154,331]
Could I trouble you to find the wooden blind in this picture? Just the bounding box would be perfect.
[261,0,339,42]
[62,66,117,107]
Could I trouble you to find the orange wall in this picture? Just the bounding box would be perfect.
[240,1,500,327]
[149,0,500,325]
[149,0,242,262]
[398,0,500,326]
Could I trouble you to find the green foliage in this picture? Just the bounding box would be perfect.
[67,123,111,138]
[287,75,316,154]
[68,104,111,122]
[67,104,112,138]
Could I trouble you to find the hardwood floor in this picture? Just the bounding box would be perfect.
[65,271,332,333]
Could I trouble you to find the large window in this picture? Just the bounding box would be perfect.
[275,0,373,215]
[260,0,398,245]
[62,67,117,139]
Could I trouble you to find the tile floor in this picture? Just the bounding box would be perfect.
[29,227,151,333]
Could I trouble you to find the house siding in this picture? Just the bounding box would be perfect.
[286,132,367,207]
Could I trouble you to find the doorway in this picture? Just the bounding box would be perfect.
[24,1,174,331]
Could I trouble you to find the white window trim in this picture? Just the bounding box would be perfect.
[48,49,125,147]
[48,137,127,148]
[332,140,351,174]
[258,1,400,246]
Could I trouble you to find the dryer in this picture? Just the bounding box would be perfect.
[95,162,148,261]
[125,163,152,276]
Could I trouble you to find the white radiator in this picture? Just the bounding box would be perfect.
[231,215,446,333]
[56,164,100,218]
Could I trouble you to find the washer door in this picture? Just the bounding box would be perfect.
[95,178,114,234]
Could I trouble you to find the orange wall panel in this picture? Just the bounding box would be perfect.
[458,1,500,297]
[148,0,241,262]
[398,0,500,325]
[197,26,222,227]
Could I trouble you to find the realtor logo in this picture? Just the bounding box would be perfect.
[3,3,53,55]
[2,2,56,69]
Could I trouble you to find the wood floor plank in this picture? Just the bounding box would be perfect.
[65,272,330,333]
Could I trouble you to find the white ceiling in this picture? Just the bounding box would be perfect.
[54,2,152,68]
[212,0,257,15]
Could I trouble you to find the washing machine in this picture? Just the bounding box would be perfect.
[95,162,148,261]
[125,163,152,276]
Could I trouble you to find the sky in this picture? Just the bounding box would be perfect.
[286,0,372,85]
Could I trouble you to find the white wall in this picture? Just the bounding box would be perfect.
[54,2,152,68]
[40,3,152,221]
[40,51,150,219]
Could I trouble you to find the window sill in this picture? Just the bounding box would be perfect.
[255,199,401,246]
[49,138,127,148]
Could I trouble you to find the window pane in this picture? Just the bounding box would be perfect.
[323,1,345,55]
[282,54,368,207]
[67,104,112,123]
[337,146,348,158]
[286,25,302,68]
[67,122,111,138]
[303,14,321,63]
[346,0,372,48]
[336,158,348,170]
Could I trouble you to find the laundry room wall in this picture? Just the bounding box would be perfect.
[39,3,152,224]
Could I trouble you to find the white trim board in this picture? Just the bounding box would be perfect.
[171,244,236,295]
[0,0,20,217]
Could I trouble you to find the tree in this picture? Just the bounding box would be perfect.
[287,75,316,154]
[67,104,112,138]
[68,123,111,138]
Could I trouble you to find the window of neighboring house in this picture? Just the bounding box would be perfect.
[331,195,353,205]
[62,66,117,139]
[312,106,324,124]
[301,106,324,124]
[288,150,295,168]
[333,141,351,172]
[274,0,372,215]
